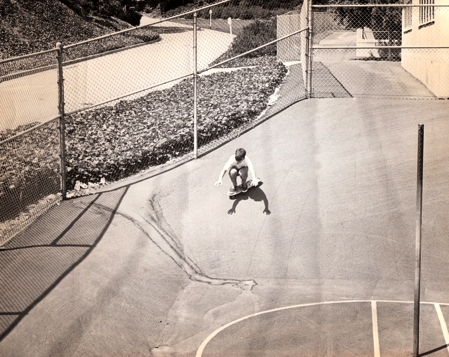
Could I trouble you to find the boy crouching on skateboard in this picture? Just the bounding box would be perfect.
[214,148,259,194]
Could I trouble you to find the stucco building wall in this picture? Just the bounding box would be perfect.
[401,0,449,97]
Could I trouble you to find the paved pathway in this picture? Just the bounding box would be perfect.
[313,30,435,99]
[1,96,449,356]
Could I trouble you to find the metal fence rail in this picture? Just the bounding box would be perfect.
[1,1,447,245]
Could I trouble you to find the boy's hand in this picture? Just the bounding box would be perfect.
[214,180,222,186]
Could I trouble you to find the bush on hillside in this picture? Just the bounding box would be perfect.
[0,0,159,77]
[159,0,300,16]
[59,0,143,26]
[232,20,277,57]
[0,121,61,223]
[167,5,275,19]
[210,19,277,66]
[0,0,152,60]
[163,2,298,19]
[117,10,142,26]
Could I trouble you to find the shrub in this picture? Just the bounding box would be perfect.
[233,20,277,57]
[164,4,291,19]
[117,10,142,27]
[0,120,61,223]
[0,168,60,222]
[211,19,277,64]
[377,40,401,61]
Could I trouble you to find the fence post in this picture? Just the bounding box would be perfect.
[388,30,391,60]
[413,124,424,357]
[56,42,67,199]
[193,12,198,159]
[307,0,314,98]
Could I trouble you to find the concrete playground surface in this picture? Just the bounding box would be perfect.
[1,96,449,356]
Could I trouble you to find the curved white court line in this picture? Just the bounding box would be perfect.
[196,299,449,357]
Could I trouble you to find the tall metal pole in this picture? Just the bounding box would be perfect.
[56,43,67,200]
[307,0,314,99]
[413,124,424,357]
[193,12,198,159]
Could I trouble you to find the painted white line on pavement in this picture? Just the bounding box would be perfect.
[435,304,449,353]
[372,301,381,357]
[375,300,449,306]
[196,300,369,357]
[196,300,449,357]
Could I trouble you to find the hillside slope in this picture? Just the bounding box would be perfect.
[0,0,138,59]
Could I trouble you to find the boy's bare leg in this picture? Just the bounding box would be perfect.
[240,167,249,190]
[229,168,239,188]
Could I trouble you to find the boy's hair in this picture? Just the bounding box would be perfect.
[235,148,246,161]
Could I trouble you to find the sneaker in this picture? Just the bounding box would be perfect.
[229,186,239,195]
[241,183,248,192]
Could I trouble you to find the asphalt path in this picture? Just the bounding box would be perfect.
[1,97,449,356]
[0,19,233,130]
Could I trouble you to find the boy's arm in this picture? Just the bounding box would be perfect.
[214,156,233,185]
[214,167,227,185]
[246,156,258,183]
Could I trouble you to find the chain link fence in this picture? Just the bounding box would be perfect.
[311,5,449,99]
[0,50,62,244]
[62,1,305,194]
[1,0,447,244]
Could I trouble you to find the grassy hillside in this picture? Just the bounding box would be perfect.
[0,0,144,59]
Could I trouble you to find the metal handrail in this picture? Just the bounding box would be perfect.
[0,116,60,146]
[0,48,57,66]
[314,45,449,49]
[0,64,57,82]
[313,4,449,7]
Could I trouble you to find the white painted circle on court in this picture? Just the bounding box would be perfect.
[196,299,449,357]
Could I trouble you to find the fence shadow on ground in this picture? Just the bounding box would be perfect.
[0,187,128,341]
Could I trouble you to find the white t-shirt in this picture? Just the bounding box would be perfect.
[224,155,253,171]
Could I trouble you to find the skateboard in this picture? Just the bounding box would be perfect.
[228,179,260,197]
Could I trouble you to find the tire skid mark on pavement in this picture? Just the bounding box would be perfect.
[95,200,257,291]
[196,299,449,357]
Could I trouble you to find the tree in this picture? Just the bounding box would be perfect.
[326,0,402,36]
[158,0,195,12]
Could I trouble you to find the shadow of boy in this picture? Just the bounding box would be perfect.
[228,183,271,215]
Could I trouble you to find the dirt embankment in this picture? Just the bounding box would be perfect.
[0,0,137,59]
